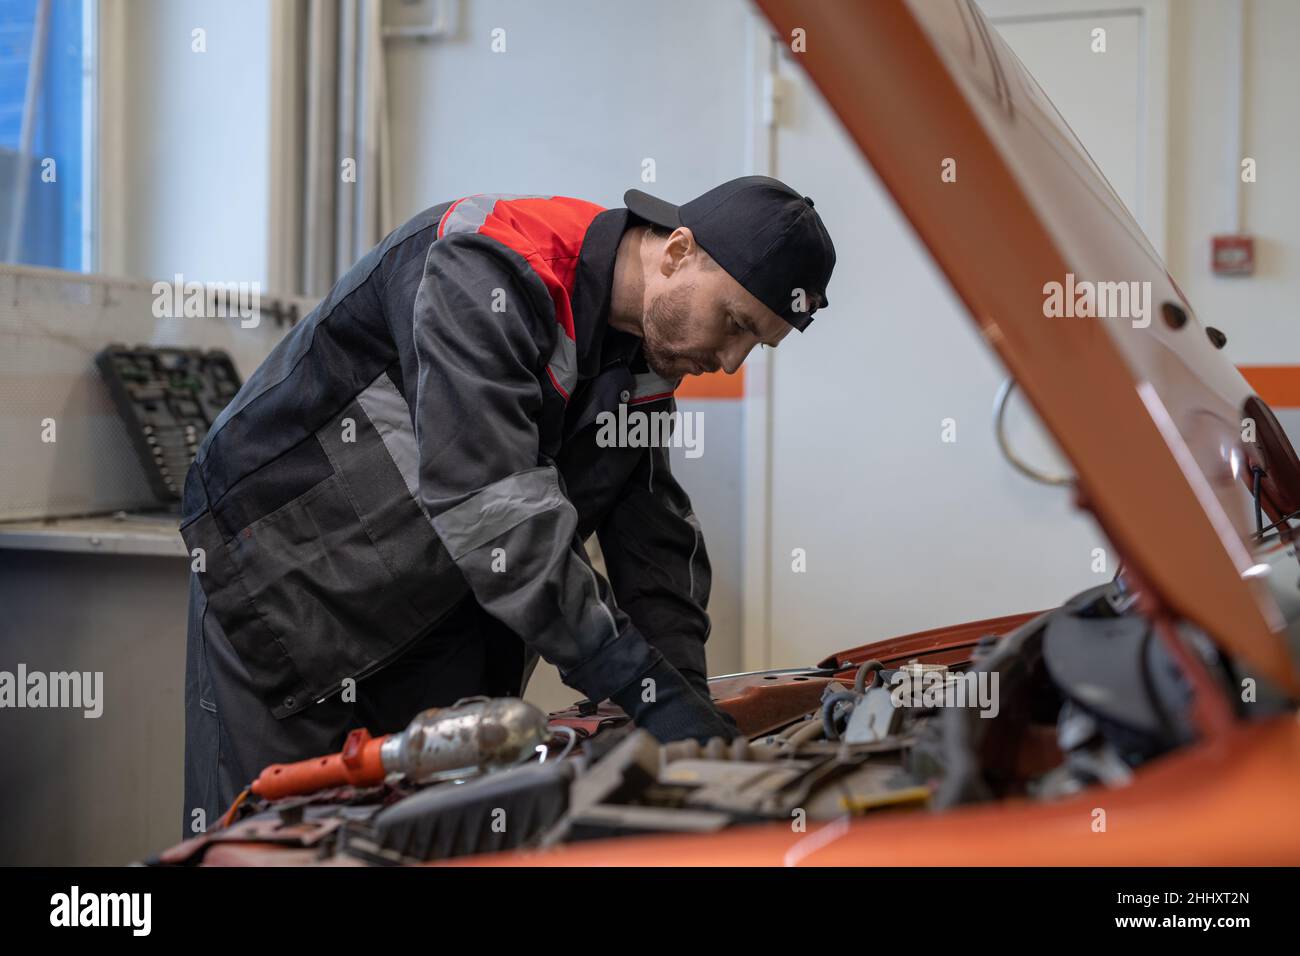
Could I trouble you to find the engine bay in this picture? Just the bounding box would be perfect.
[151,576,1295,867]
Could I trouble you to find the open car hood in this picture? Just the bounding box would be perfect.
[754,0,1300,694]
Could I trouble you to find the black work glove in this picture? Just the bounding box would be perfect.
[610,653,738,743]
[680,667,740,738]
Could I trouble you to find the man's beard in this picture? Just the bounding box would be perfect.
[641,282,696,380]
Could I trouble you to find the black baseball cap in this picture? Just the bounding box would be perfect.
[624,175,836,331]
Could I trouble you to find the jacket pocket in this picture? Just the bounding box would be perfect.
[226,471,421,699]
[185,384,469,719]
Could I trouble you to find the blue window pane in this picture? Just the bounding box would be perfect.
[0,0,87,271]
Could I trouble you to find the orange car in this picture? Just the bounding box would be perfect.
[155,0,1300,868]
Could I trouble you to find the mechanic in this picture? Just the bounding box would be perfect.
[179,175,836,832]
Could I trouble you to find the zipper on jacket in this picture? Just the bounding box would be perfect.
[305,600,467,709]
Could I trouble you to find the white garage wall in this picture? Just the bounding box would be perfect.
[759,0,1300,670]
[765,46,1109,671]
[384,0,753,218]
[94,0,759,711]
[1166,0,1300,365]
[95,0,1299,686]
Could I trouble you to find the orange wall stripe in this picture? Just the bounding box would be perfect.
[674,368,1300,405]
[673,367,1300,405]
[1237,366,1300,409]
[676,367,745,400]
[675,368,1299,406]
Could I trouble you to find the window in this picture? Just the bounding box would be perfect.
[0,0,93,270]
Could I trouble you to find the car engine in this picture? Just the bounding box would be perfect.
[150,571,1297,866]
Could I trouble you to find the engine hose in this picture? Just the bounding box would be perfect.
[783,718,826,748]
[821,691,860,741]
[539,725,578,764]
[854,659,884,695]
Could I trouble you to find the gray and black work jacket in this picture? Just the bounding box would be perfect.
[180,195,712,719]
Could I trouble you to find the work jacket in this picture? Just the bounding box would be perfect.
[180,195,712,720]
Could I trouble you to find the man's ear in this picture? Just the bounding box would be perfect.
[660,226,697,277]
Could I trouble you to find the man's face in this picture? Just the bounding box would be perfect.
[640,228,794,381]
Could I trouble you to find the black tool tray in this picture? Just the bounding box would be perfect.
[95,345,242,503]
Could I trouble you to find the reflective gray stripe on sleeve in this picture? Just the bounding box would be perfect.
[430,465,567,561]
[430,463,632,688]
[355,371,422,506]
[578,556,620,644]
[548,332,578,399]
[629,370,680,404]
[438,194,554,237]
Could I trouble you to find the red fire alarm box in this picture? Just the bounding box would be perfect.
[1211,235,1254,276]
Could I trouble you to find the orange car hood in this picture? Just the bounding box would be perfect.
[754,0,1299,694]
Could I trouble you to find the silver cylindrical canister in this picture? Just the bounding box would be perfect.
[380,697,551,783]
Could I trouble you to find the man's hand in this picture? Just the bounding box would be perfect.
[680,667,740,737]
[610,653,739,743]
